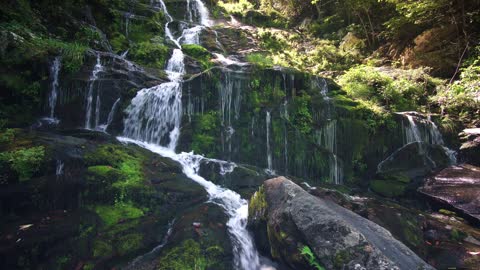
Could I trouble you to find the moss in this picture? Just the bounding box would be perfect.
[0,146,45,181]
[191,112,219,157]
[85,144,145,189]
[182,44,213,70]
[93,203,144,227]
[93,240,113,258]
[334,250,351,269]
[130,41,169,69]
[249,185,267,221]
[299,245,325,270]
[157,239,207,270]
[450,229,467,242]
[370,180,406,198]
[439,209,457,216]
[116,233,143,255]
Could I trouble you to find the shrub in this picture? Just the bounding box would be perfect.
[130,42,169,69]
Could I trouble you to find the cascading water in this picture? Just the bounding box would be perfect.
[46,56,61,121]
[400,112,457,164]
[98,98,121,132]
[85,53,104,129]
[121,2,269,269]
[266,111,275,175]
[316,120,343,184]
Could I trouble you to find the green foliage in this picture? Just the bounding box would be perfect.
[182,44,213,70]
[93,203,144,227]
[245,53,274,68]
[0,146,45,181]
[0,128,15,144]
[338,65,439,112]
[299,245,325,270]
[217,0,254,16]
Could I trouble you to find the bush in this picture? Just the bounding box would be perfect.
[0,146,45,181]
[245,53,274,68]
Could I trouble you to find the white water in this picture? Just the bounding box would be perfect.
[98,98,120,132]
[85,53,104,129]
[55,160,64,177]
[266,111,275,175]
[316,120,343,184]
[121,2,270,269]
[47,56,61,120]
[400,113,457,164]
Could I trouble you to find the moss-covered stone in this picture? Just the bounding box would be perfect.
[93,203,144,227]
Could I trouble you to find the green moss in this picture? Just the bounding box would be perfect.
[191,112,219,157]
[249,185,267,221]
[182,44,213,70]
[93,240,113,258]
[450,229,467,242]
[130,41,169,69]
[93,203,144,227]
[0,146,45,181]
[299,245,325,270]
[157,239,207,270]
[439,209,457,216]
[334,250,351,269]
[370,180,406,198]
[85,144,145,188]
[117,233,143,255]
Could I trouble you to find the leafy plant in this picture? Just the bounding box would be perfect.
[300,245,325,270]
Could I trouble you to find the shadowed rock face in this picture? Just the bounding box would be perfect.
[250,177,435,270]
[419,164,480,224]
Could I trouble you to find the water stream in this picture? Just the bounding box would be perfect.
[85,53,104,129]
[45,56,61,122]
[121,1,269,269]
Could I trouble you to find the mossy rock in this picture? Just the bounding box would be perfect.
[370,180,407,198]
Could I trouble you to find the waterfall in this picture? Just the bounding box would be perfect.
[317,120,342,184]
[55,160,64,177]
[121,2,270,269]
[400,113,457,164]
[98,98,120,132]
[46,56,61,121]
[85,53,104,129]
[266,111,275,174]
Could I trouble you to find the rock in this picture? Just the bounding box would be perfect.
[377,142,451,179]
[419,164,480,224]
[249,177,434,270]
[459,128,480,166]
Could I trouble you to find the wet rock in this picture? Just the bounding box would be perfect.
[459,128,480,166]
[249,177,434,270]
[377,142,451,179]
[419,164,480,224]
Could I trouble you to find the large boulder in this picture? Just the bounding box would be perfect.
[249,177,434,270]
[419,164,480,224]
[377,142,451,179]
[459,128,480,166]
